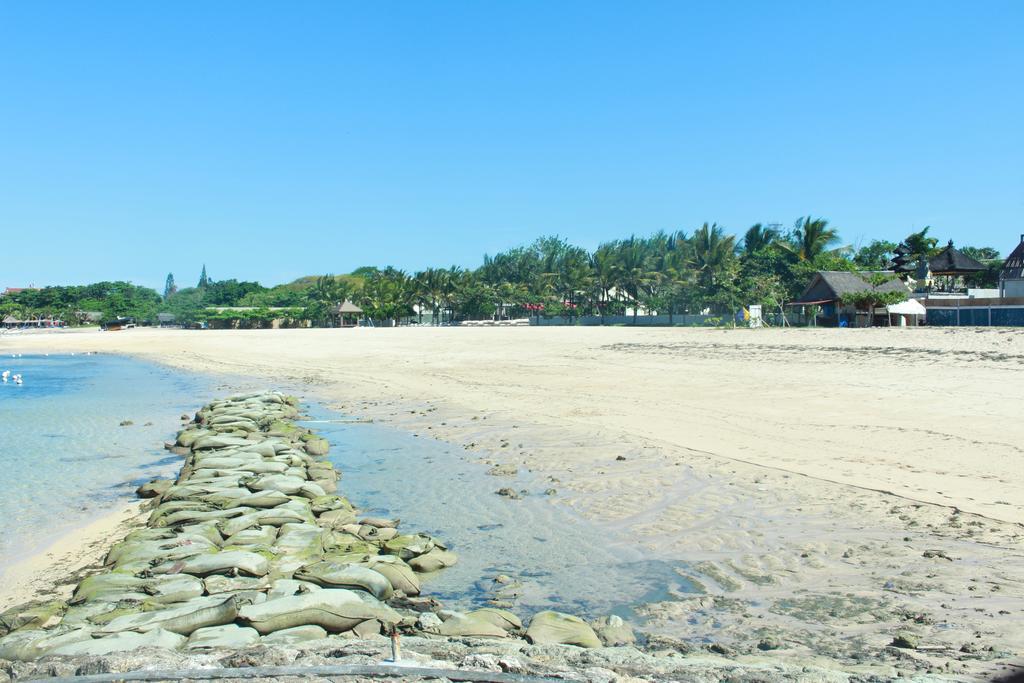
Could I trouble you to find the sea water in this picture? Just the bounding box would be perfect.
[0,353,693,619]
[306,407,697,620]
[0,354,214,573]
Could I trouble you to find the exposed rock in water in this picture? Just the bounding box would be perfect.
[487,464,518,476]
[496,487,520,499]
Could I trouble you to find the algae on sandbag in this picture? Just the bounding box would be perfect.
[294,561,394,600]
[237,589,399,635]
[186,624,261,651]
[525,610,602,648]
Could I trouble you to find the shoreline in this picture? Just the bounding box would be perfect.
[3,327,1023,678]
[0,501,147,612]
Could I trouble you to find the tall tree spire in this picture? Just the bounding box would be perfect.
[198,265,209,289]
[164,273,177,299]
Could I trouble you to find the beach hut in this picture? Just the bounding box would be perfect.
[157,312,177,327]
[1000,235,1024,298]
[928,240,985,292]
[333,300,363,327]
[789,271,910,327]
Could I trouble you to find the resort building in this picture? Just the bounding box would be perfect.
[790,270,912,327]
[999,235,1024,298]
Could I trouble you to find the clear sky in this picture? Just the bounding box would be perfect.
[1,1,1022,290]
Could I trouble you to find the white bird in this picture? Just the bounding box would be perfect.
[1,370,8,382]
[13,374,22,385]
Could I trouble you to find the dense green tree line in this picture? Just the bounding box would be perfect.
[0,282,162,324]
[335,220,1003,325]
[1,219,1004,327]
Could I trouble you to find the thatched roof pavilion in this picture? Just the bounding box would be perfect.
[929,240,985,276]
[791,271,909,306]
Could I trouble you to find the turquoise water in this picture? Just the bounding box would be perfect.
[0,354,215,572]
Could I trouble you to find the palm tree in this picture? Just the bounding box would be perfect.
[904,227,938,259]
[305,274,348,327]
[590,244,621,323]
[784,216,842,261]
[742,223,780,256]
[614,237,655,324]
[692,223,736,288]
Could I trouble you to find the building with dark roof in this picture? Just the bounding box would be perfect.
[790,271,911,327]
[1000,235,1024,298]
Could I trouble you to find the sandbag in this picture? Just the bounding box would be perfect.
[0,628,96,660]
[176,429,211,448]
[361,557,420,596]
[228,490,291,509]
[469,608,522,632]
[294,561,393,600]
[153,550,270,578]
[525,610,602,648]
[48,628,187,656]
[94,593,239,638]
[438,613,508,639]
[310,495,355,515]
[266,579,321,600]
[192,435,251,450]
[316,508,358,529]
[237,589,399,635]
[203,575,269,595]
[186,624,260,651]
[95,596,238,636]
[408,549,458,573]
[260,624,328,645]
[224,525,278,547]
[0,600,66,636]
[384,534,436,560]
[136,478,173,499]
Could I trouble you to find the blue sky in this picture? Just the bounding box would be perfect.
[1,1,1021,290]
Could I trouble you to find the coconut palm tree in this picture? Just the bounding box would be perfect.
[692,223,736,288]
[742,223,780,256]
[784,216,842,261]
[614,237,656,323]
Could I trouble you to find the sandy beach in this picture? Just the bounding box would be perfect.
[3,326,1022,678]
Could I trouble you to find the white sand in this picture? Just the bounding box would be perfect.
[3,326,1022,674]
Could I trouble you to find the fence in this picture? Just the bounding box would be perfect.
[529,314,720,326]
[924,297,1024,326]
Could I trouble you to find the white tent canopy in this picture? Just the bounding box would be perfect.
[886,298,927,315]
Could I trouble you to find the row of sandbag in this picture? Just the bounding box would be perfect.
[0,392,458,659]
[0,391,629,661]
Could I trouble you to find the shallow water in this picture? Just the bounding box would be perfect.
[0,354,214,572]
[0,353,693,620]
[305,406,697,620]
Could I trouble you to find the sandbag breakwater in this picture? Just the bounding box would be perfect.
[0,391,623,662]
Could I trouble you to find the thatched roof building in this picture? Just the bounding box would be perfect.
[792,271,909,306]
[1000,235,1024,298]
[333,300,363,315]
[929,240,985,275]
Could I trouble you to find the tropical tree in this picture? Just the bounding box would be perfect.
[163,273,177,299]
[784,216,843,261]
[742,223,780,257]
[840,272,908,327]
[692,223,736,289]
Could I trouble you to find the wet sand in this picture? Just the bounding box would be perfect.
[0,502,147,611]
[4,326,1023,678]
